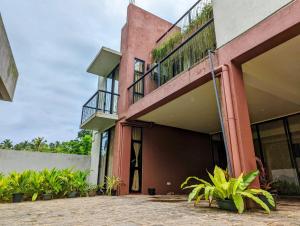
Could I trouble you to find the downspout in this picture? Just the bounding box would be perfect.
[208,50,233,176]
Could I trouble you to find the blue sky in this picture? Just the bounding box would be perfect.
[0,0,195,143]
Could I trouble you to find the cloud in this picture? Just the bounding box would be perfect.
[0,0,195,143]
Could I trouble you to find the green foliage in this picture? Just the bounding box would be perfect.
[105,176,121,196]
[0,168,90,202]
[0,139,13,150]
[181,166,275,214]
[0,130,92,155]
[151,3,214,64]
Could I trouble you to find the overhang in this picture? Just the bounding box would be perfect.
[87,47,121,77]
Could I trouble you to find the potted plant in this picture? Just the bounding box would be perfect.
[105,176,121,196]
[256,157,277,210]
[148,188,156,196]
[7,172,28,203]
[181,166,275,214]
[96,183,106,196]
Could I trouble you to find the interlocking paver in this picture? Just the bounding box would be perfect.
[0,195,299,226]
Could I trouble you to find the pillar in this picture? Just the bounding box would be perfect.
[220,63,258,186]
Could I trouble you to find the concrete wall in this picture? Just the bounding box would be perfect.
[142,125,214,195]
[213,0,293,47]
[0,149,91,175]
[0,14,18,101]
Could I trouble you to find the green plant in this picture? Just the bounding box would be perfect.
[0,177,10,202]
[105,176,121,196]
[72,170,89,196]
[7,171,29,194]
[181,166,275,214]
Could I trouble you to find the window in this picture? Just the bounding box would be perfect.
[133,59,145,103]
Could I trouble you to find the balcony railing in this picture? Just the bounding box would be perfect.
[128,0,215,105]
[81,90,119,125]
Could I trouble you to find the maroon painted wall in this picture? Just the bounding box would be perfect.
[142,125,214,195]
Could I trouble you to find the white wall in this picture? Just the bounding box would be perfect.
[213,0,293,47]
[0,149,91,175]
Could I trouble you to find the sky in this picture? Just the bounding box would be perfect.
[0,0,196,144]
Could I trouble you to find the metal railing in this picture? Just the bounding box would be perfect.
[81,90,119,125]
[156,0,211,44]
[128,0,215,104]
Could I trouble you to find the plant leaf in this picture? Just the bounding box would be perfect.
[188,185,204,202]
[232,193,244,214]
[239,191,270,214]
[248,189,275,207]
[241,170,259,189]
[32,193,38,201]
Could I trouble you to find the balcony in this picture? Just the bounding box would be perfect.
[128,0,216,104]
[80,90,119,131]
[0,15,18,101]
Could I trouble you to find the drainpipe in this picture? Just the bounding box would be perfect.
[208,50,233,176]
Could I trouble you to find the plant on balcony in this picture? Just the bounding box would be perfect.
[181,166,275,214]
[151,3,214,65]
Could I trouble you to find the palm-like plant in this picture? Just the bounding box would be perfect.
[181,166,275,214]
[0,139,13,150]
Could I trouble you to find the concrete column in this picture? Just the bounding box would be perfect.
[220,63,258,185]
[112,121,132,195]
[89,131,101,184]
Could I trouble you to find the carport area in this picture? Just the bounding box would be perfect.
[135,80,226,195]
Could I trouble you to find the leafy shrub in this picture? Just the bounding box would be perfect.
[181,166,275,214]
[0,168,90,202]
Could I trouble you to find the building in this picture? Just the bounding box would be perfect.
[80,0,300,196]
[0,14,18,102]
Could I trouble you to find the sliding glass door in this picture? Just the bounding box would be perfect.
[258,120,298,186]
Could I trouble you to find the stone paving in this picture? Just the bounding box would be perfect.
[0,195,300,226]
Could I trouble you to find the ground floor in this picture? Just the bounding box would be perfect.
[1,196,300,225]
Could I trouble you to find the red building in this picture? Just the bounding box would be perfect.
[81,0,300,196]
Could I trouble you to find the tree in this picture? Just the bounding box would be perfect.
[14,141,31,151]
[0,139,13,150]
[77,129,92,139]
[31,137,47,152]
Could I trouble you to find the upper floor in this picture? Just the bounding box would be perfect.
[80,0,295,131]
[0,14,18,102]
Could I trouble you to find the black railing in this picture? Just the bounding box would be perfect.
[156,0,210,44]
[128,0,215,104]
[81,90,119,125]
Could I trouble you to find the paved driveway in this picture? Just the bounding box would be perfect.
[0,195,299,226]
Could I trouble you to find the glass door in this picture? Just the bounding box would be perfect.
[288,115,300,194]
[258,120,299,192]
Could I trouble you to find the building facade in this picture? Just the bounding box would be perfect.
[0,14,18,102]
[81,0,300,196]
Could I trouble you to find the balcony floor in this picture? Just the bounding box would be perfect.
[80,111,118,131]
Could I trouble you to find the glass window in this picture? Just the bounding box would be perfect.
[288,114,300,178]
[133,59,145,103]
[259,120,299,187]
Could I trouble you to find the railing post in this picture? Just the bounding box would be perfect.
[157,63,161,87]
[110,91,114,114]
[96,90,100,113]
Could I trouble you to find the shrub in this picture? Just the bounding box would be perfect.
[181,166,275,214]
[0,168,90,202]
